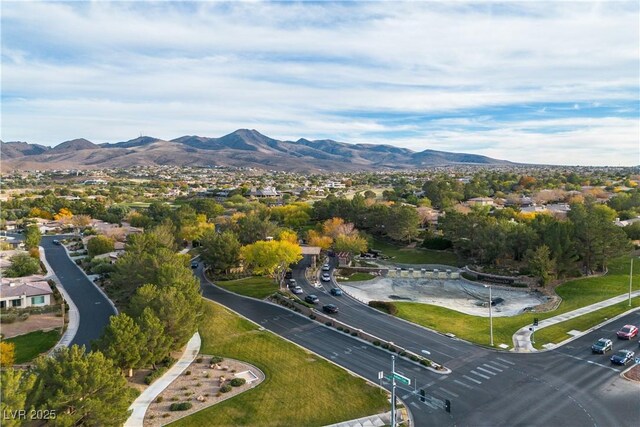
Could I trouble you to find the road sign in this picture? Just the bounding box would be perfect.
[378,371,384,380]
[392,372,411,385]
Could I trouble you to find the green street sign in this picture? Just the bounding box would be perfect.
[385,373,411,385]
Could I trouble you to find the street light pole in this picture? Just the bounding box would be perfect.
[391,355,396,427]
[485,284,494,346]
[630,257,634,307]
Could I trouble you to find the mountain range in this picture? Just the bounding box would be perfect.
[0,129,511,171]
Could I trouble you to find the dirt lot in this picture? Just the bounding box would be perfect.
[1,313,64,338]
[622,364,640,383]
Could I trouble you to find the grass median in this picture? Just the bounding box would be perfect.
[533,297,640,349]
[171,301,388,427]
[338,272,376,282]
[389,255,640,348]
[214,276,278,299]
[4,329,61,364]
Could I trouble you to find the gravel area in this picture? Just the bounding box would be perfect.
[340,277,546,317]
[144,355,264,426]
[1,313,63,338]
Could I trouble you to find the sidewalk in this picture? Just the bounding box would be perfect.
[124,332,202,427]
[324,411,395,427]
[512,290,640,352]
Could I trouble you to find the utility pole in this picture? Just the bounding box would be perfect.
[629,258,633,307]
[391,355,396,427]
[485,284,494,346]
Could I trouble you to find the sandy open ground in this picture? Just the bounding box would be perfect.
[340,277,547,317]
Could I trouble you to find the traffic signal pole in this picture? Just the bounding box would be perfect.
[391,355,396,427]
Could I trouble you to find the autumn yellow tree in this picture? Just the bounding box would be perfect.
[28,207,53,220]
[241,240,302,287]
[54,208,73,221]
[278,229,298,244]
[0,341,15,367]
[307,229,333,250]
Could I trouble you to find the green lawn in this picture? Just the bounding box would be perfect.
[533,297,640,349]
[171,301,388,427]
[214,276,280,299]
[372,238,461,266]
[391,255,640,348]
[4,329,61,364]
[338,272,376,282]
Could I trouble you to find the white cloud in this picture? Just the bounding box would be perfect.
[1,1,638,166]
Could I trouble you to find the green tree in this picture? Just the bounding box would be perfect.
[384,205,420,242]
[93,314,143,377]
[241,240,303,286]
[0,369,38,427]
[236,213,277,244]
[87,235,115,257]
[527,245,556,286]
[32,345,136,427]
[128,284,201,351]
[24,225,41,250]
[200,229,241,274]
[334,234,368,255]
[137,307,172,369]
[5,253,40,277]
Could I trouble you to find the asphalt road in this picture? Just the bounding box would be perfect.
[199,260,640,427]
[41,235,115,349]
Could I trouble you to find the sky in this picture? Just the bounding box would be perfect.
[1,0,639,166]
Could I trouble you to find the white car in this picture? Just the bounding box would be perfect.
[321,273,331,282]
[322,264,331,271]
[291,286,303,294]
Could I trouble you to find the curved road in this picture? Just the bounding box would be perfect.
[199,258,639,427]
[41,235,115,349]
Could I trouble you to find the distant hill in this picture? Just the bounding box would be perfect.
[1,129,512,171]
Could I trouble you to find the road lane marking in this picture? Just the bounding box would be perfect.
[484,362,504,372]
[462,375,482,384]
[438,387,459,398]
[476,366,497,376]
[453,379,474,389]
[496,357,515,365]
[470,370,491,380]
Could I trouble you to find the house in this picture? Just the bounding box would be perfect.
[249,187,279,198]
[336,252,352,267]
[615,216,640,227]
[0,279,54,309]
[325,181,346,189]
[467,197,494,207]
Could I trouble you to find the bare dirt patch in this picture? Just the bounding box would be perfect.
[622,364,640,383]
[1,313,64,338]
[144,355,264,426]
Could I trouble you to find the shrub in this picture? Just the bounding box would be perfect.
[210,356,224,364]
[162,413,170,418]
[220,384,232,393]
[325,321,332,326]
[0,313,18,324]
[180,386,188,391]
[230,378,246,387]
[337,326,343,331]
[170,396,179,402]
[410,355,419,362]
[420,359,432,367]
[343,329,350,334]
[368,300,398,315]
[373,340,381,346]
[399,351,407,357]
[169,402,192,411]
[389,347,396,353]
[155,396,164,403]
[421,237,453,250]
[309,314,316,320]
[196,382,202,387]
[195,357,203,363]
[161,356,176,367]
[351,332,358,336]
[381,343,389,350]
[144,367,168,385]
[184,371,191,376]
[216,392,222,397]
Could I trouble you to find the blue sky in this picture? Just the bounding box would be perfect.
[1,1,639,166]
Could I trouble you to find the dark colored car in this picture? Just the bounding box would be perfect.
[610,349,635,365]
[616,325,638,339]
[305,295,319,304]
[52,240,61,245]
[591,338,613,354]
[285,271,293,280]
[330,288,343,296]
[190,261,198,269]
[323,304,338,314]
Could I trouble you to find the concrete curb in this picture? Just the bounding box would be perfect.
[199,281,409,426]
[60,242,118,315]
[40,246,79,352]
[124,332,202,427]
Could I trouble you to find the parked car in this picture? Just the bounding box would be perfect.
[321,273,331,282]
[291,286,303,294]
[610,349,635,365]
[591,338,613,354]
[52,240,61,245]
[322,264,331,271]
[190,261,198,269]
[305,294,319,304]
[285,271,293,279]
[616,324,638,339]
[288,278,297,287]
[330,288,343,296]
[323,304,339,314]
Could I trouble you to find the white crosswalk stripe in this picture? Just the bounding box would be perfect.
[484,362,504,372]
[463,374,482,384]
[453,379,474,389]
[476,366,497,376]
[496,357,515,366]
[438,387,459,398]
[471,370,491,380]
